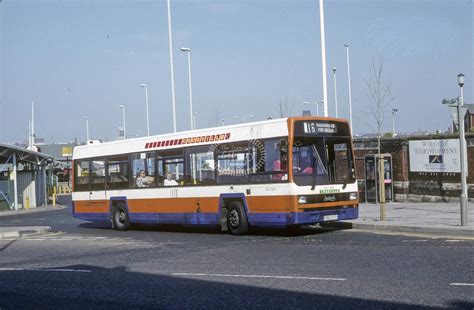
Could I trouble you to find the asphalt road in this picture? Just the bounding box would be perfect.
[0,208,473,309]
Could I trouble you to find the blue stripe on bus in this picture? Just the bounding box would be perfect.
[73,208,358,227]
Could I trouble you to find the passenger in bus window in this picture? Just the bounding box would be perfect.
[136,170,153,187]
[164,173,178,186]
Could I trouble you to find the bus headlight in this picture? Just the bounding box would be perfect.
[349,193,357,200]
[298,196,308,204]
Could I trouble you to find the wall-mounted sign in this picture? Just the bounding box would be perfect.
[409,139,464,173]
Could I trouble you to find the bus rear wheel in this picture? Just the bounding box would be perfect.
[227,201,248,236]
[113,204,130,231]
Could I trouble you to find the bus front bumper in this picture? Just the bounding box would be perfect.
[248,206,359,227]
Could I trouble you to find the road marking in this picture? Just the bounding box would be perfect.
[0,267,92,273]
[450,283,474,287]
[172,273,346,281]
[401,239,428,243]
[445,240,462,242]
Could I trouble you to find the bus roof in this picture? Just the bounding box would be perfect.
[72,116,350,160]
[73,117,289,160]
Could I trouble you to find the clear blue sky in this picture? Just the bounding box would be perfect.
[0,0,472,143]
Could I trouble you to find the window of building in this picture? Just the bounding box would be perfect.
[131,152,156,188]
[75,160,90,191]
[185,146,215,185]
[106,156,129,190]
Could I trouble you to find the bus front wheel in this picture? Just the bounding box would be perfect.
[113,204,130,231]
[227,201,249,236]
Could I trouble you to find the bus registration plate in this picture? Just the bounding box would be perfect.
[324,214,338,221]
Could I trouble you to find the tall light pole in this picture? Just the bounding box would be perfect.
[193,112,198,130]
[31,101,35,146]
[140,84,150,136]
[119,105,126,139]
[345,44,353,135]
[167,0,177,132]
[83,117,89,142]
[319,0,328,117]
[302,101,320,116]
[221,119,225,126]
[332,67,338,117]
[457,73,468,226]
[391,108,398,136]
[180,47,194,130]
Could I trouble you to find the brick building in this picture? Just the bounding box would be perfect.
[466,104,474,132]
[354,134,474,202]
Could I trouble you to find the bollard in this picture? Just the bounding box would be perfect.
[53,186,56,208]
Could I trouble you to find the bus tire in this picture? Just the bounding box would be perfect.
[113,204,130,231]
[227,201,248,235]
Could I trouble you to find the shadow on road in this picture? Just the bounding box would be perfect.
[76,220,351,238]
[0,264,470,309]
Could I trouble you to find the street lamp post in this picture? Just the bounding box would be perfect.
[457,73,468,226]
[180,47,194,130]
[140,84,150,136]
[302,101,320,116]
[318,0,328,116]
[391,108,398,136]
[332,67,338,118]
[167,0,177,132]
[83,117,89,142]
[193,112,198,130]
[119,105,126,139]
[345,44,353,135]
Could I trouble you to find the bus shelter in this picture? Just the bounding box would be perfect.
[0,143,54,211]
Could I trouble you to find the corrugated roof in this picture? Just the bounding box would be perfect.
[0,143,54,166]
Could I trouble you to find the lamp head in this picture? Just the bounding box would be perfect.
[140,83,147,88]
[457,73,465,87]
[180,47,191,52]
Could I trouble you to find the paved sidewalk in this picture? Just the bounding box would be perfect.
[334,202,474,238]
[0,205,65,238]
[0,204,67,217]
[0,226,51,239]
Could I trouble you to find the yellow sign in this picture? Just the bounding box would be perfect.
[62,147,73,157]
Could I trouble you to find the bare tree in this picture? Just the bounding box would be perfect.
[365,57,393,220]
[208,105,224,127]
[278,97,295,118]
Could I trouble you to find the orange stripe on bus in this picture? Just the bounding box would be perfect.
[74,195,357,215]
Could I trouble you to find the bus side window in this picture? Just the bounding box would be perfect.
[131,152,156,188]
[106,156,129,190]
[90,160,106,190]
[157,149,184,187]
[185,146,215,185]
[75,160,90,191]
